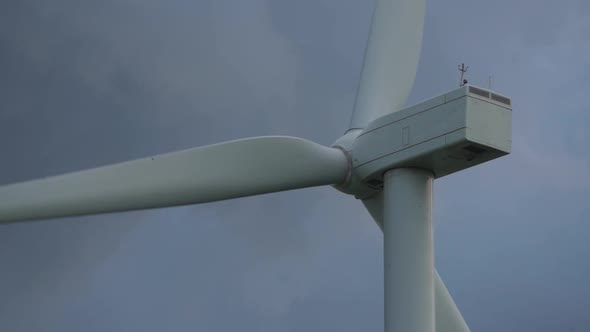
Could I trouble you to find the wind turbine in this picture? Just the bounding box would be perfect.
[0,0,512,331]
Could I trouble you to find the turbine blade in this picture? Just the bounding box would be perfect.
[350,0,426,129]
[435,270,472,332]
[361,192,471,332]
[0,136,348,223]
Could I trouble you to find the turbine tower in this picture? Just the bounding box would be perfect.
[0,0,512,331]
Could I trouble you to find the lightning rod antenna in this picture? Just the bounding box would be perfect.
[458,63,469,87]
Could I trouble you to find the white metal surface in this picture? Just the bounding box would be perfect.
[0,136,348,223]
[384,168,434,332]
[349,0,425,130]
[353,85,512,187]
[362,190,471,332]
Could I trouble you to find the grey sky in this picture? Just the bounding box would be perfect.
[1,0,589,331]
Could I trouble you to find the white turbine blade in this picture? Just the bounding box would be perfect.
[349,0,426,130]
[0,136,348,223]
[435,270,471,332]
[361,192,470,332]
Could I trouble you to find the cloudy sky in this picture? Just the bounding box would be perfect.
[1,0,589,331]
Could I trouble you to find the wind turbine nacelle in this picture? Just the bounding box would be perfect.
[351,85,512,192]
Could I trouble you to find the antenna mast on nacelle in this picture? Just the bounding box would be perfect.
[458,63,469,86]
